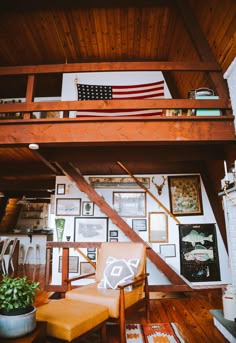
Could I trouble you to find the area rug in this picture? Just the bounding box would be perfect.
[126,323,187,343]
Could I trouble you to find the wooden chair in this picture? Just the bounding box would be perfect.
[0,238,11,274]
[65,242,150,343]
[2,238,18,275]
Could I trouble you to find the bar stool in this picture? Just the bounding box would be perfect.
[23,235,40,265]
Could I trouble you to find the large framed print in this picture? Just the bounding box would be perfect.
[89,176,150,189]
[56,198,81,216]
[168,175,203,216]
[179,223,221,282]
[113,192,146,217]
[74,217,108,242]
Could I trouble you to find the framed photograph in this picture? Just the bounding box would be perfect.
[113,192,146,217]
[149,212,168,243]
[109,230,118,237]
[179,223,221,282]
[57,184,65,195]
[82,201,94,216]
[58,256,79,273]
[89,176,150,189]
[56,198,81,216]
[87,252,96,260]
[80,262,96,277]
[168,175,203,216]
[74,217,108,242]
[109,238,118,242]
[87,247,96,253]
[132,219,147,232]
[160,244,176,258]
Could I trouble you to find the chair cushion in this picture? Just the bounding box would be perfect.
[98,257,140,290]
[66,282,144,318]
[36,299,108,342]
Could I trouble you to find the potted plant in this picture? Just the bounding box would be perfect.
[0,275,40,338]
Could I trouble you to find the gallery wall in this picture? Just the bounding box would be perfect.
[49,174,231,287]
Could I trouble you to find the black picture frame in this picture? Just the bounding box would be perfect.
[82,201,94,216]
[58,256,79,273]
[57,184,65,195]
[179,223,221,282]
[132,219,147,232]
[87,252,96,260]
[109,230,118,237]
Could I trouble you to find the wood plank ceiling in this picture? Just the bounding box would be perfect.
[0,0,235,201]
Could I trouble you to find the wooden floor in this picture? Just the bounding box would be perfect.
[15,264,228,342]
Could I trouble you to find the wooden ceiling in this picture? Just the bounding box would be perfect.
[0,0,235,200]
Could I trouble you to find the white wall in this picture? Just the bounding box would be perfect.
[224,57,236,131]
[50,174,231,287]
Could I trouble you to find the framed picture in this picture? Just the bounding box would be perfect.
[58,256,79,273]
[179,223,221,282]
[87,247,96,253]
[149,212,168,243]
[89,176,150,189]
[113,192,146,217]
[74,217,108,242]
[109,230,118,237]
[109,238,118,242]
[168,175,203,216]
[80,262,96,276]
[160,244,176,258]
[57,184,65,195]
[56,198,81,216]
[82,201,94,216]
[132,219,147,232]
[87,252,96,260]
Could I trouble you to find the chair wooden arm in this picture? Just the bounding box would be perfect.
[117,273,149,290]
[64,272,96,290]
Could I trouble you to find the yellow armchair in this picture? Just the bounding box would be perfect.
[65,242,150,343]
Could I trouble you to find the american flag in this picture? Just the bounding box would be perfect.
[76,80,164,117]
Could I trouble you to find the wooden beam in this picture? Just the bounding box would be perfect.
[0,61,221,76]
[23,75,35,120]
[0,117,234,145]
[0,99,231,113]
[56,162,191,288]
[175,0,229,98]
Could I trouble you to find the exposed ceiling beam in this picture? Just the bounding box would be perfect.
[175,0,229,98]
[0,61,221,76]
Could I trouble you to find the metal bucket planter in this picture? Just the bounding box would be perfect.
[0,306,36,338]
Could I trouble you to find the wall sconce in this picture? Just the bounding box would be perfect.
[0,192,5,198]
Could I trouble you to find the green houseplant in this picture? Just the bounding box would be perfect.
[0,275,40,338]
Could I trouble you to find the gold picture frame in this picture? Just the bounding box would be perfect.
[149,212,168,243]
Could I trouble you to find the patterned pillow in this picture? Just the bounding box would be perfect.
[98,256,140,291]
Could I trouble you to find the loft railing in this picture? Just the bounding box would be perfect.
[0,61,232,120]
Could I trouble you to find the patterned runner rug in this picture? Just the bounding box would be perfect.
[126,323,187,343]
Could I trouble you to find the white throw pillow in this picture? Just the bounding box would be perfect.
[98,256,140,291]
